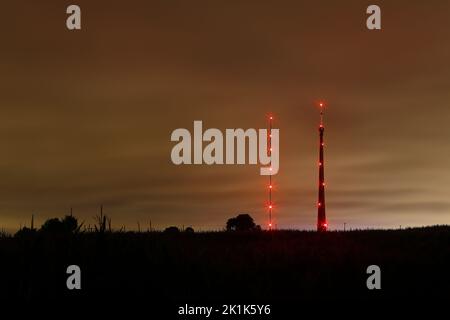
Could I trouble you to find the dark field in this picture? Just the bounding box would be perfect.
[1,226,449,305]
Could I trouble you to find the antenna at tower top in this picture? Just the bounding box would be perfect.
[319,102,325,126]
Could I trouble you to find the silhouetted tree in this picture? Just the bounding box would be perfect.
[185,227,194,233]
[40,218,64,234]
[39,216,82,235]
[14,226,36,238]
[61,215,81,233]
[226,214,257,231]
[164,226,180,234]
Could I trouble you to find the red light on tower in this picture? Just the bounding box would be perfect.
[318,101,326,109]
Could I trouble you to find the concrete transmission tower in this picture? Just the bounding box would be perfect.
[317,102,328,232]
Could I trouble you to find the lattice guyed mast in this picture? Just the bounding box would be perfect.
[268,115,274,230]
[317,103,327,232]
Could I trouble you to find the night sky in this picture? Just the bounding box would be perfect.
[1,0,450,232]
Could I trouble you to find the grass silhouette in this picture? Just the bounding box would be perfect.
[0,219,449,303]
